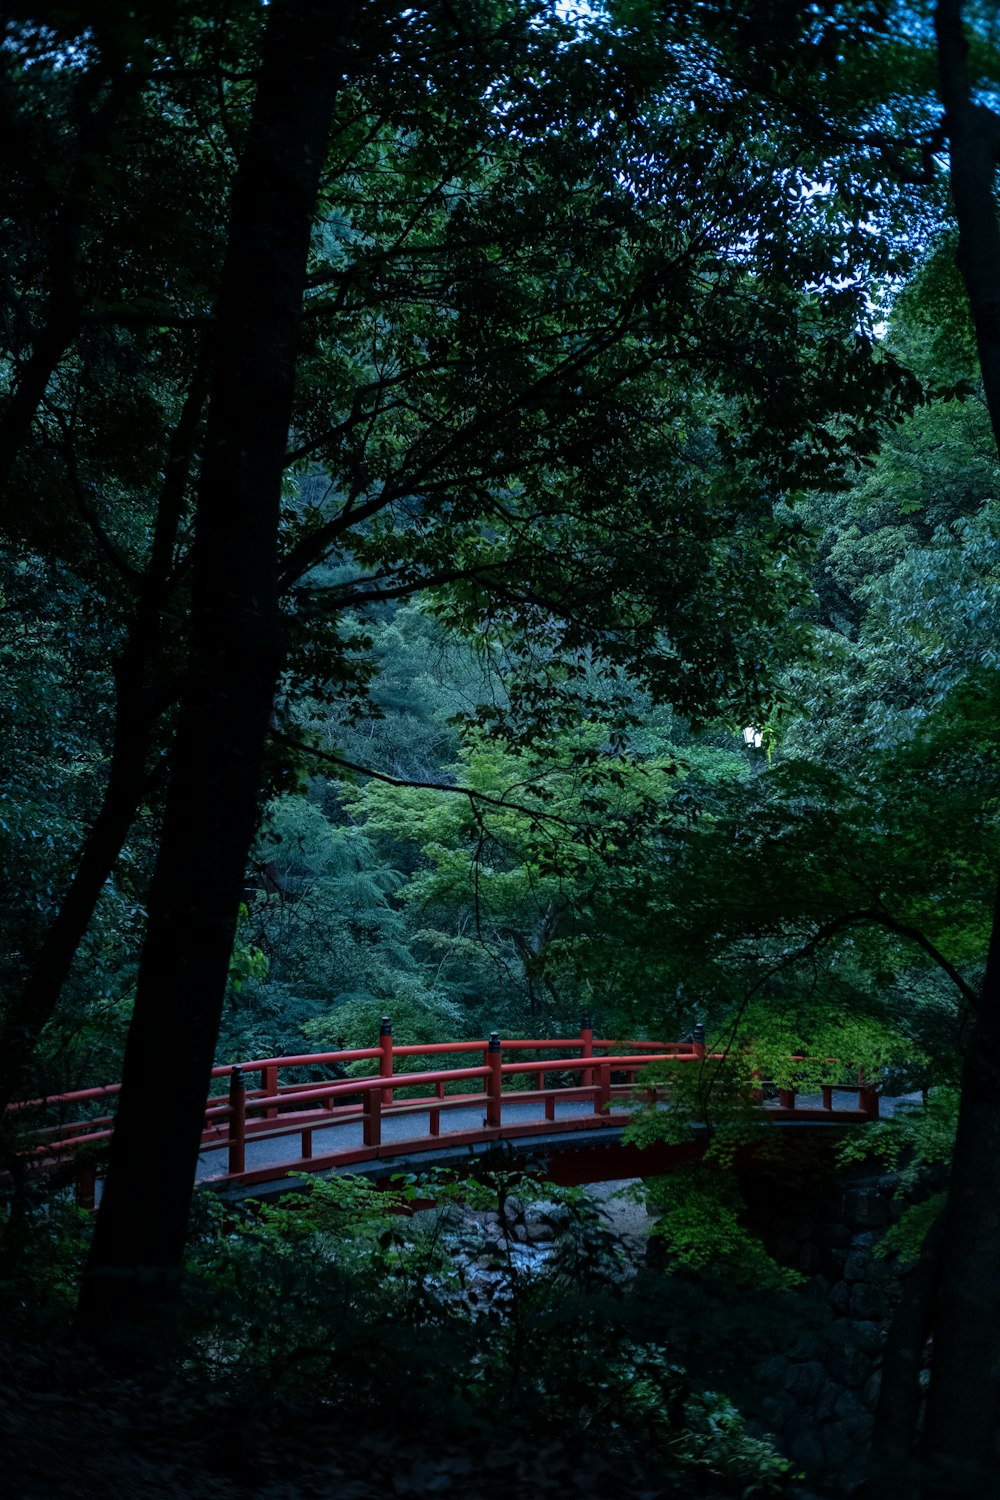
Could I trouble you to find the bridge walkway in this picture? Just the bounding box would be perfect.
[197,1087,892,1189]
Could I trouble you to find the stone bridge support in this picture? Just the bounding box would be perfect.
[726,1146,942,1492]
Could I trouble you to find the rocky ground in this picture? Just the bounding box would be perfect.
[584,1177,653,1240]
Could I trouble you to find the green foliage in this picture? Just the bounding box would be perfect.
[4,20,998,1478]
[302,990,466,1093]
[227,905,269,996]
[876,1191,948,1268]
[839,1086,960,1184]
[624,1012,914,1293]
[180,1164,798,1495]
[0,1190,93,1328]
[644,1166,804,1291]
[838,1086,958,1263]
[2,0,967,1112]
[747,1014,921,1093]
[673,1391,801,1498]
[200,1172,413,1256]
[890,232,979,385]
[345,719,688,1032]
[303,991,459,1055]
[218,793,463,1059]
[183,1179,470,1420]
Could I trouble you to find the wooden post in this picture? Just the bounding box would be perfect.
[595,1060,611,1115]
[430,1078,443,1137]
[486,1032,502,1128]
[380,1015,394,1105]
[692,1022,706,1060]
[860,1085,879,1120]
[778,1088,796,1111]
[75,1167,96,1211]
[263,1063,278,1120]
[581,1014,594,1087]
[821,1085,833,1112]
[363,1084,382,1147]
[323,1044,338,1112]
[228,1065,246,1175]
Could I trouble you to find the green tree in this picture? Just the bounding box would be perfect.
[3,0,888,1108]
[611,4,1000,1488]
[0,0,937,1338]
[350,722,681,1029]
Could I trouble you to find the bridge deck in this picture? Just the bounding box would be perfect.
[196,1088,889,1187]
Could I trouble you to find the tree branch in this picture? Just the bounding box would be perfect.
[268,728,582,833]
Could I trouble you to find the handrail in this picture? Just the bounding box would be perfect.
[6,1019,882,1201]
[5,1080,122,1113]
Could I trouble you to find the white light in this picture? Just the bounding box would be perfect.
[753,731,763,749]
[742,726,755,746]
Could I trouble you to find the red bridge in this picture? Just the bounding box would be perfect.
[8,1020,882,1201]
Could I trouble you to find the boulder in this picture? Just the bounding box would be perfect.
[843,1188,890,1230]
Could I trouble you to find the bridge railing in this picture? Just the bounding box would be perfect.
[207,1036,703,1176]
[6,1020,880,1192]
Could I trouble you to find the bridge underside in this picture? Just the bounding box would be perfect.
[213,1118,859,1204]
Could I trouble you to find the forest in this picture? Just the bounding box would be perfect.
[3,0,1000,1496]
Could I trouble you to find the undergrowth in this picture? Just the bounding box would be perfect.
[176,1159,798,1494]
[1,1157,800,1497]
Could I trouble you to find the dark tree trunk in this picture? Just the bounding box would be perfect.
[861,1213,946,1497]
[912,6,1000,1488]
[935,1,1000,455]
[76,0,355,1334]
[920,886,1000,1491]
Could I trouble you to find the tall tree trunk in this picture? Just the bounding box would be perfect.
[920,889,1000,1491]
[861,1213,946,1498]
[76,0,355,1334]
[914,5,1000,1488]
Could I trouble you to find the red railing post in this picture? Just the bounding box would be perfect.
[860,1084,879,1120]
[581,1014,594,1087]
[363,1085,382,1147]
[486,1031,502,1128]
[778,1088,796,1111]
[855,1066,878,1119]
[595,1060,611,1115]
[75,1167,96,1211]
[228,1065,246,1175]
[380,1015,394,1105]
[430,1079,444,1137]
[692,1022,705,1060]
[263,1063,278,1120]
[821,1085,833,1112]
